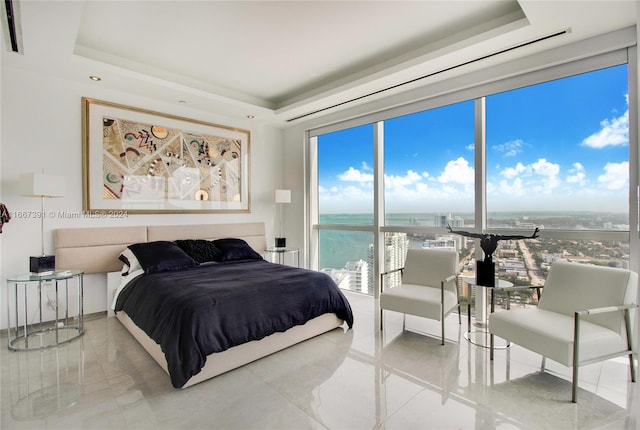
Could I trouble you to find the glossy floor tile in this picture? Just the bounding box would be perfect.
[1,290,638,429]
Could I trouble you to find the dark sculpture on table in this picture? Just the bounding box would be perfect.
[447,224,540,287]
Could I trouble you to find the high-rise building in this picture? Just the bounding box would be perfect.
[344,260,369,294]
[376,232,409,290]
[322,260,370,294]
[422,234,458,250]
[434,213,465,228]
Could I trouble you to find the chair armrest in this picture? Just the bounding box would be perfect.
[380,267,405,293]
[380,267,404,277]
[441,274,459,298]
[576,303,638,316]
[572,303,637,381]
[442,274,457,284]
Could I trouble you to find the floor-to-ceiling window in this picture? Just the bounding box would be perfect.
[486,65,629,232]
[382,102,475,297]
[310,48,633,303]
[484,64,630,306]
[384,102,476,229]
[315,124,375,294]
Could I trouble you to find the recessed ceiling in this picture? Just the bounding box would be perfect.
[74,0,524,108]
[2,1,637,125]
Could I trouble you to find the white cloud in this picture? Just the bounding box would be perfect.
[337,167,373,183]
[415,182,430,193]
[501,159,559,179]
[361,161,372,171]
[598,161,628,190]
[438,157,474,184]
[497,177,525,196]
[384,170,422,188]
[495,158,561,197]
[341,185,371,199]
[531,158,560,177]
[567,162,586,184]
[582,109,629,148]
[501,162,530,179]
[493,139,525,157]
[538,175,561,193]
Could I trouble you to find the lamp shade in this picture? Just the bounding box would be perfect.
[275,189,291,204]
[21,173,65,198]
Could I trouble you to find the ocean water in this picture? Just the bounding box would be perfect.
[318,229,373,271]
[317,213,444,270]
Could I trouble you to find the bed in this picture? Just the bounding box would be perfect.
[55,222,353,388]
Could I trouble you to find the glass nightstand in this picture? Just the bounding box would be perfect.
[264,247,300,267]
[6,270,84,350]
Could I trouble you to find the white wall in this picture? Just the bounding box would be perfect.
[0,65,284,329]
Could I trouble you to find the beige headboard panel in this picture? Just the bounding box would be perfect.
[55,222,266,274]
[56,226,147,274]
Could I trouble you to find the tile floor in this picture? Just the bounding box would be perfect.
[1,291,638,429]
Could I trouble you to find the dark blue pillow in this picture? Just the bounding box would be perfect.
[212,238,263,262]
[128,241,198,274]
[175,239,223,263]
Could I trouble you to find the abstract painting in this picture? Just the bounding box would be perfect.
[82,98,250,213]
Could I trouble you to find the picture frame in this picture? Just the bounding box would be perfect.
[82,98,250,214]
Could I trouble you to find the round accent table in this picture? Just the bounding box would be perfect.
[6,270,84,350]
[462,276,514,348]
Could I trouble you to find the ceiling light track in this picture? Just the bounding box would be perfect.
[4,0,19,52]
[286,29,568,123]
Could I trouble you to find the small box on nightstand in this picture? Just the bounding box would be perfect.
[30,255,55,273]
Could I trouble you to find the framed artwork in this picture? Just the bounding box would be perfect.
[82,98,250,213]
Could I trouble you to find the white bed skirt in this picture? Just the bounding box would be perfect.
[115,310,345,388]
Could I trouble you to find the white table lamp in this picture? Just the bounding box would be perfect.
[275,189,291,248]
[21,173,65,272]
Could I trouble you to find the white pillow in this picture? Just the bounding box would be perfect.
[119,248,142,275]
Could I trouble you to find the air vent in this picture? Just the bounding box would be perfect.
[286,29,569,123]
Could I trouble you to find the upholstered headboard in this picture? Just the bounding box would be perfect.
[55,222,266,274]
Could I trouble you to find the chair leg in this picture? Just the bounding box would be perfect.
[380,309,383,331]
[402,314,406,331]
[624,309,636,382]
[541,357,546,371]
[441,304,445,346]
[490,334,494,360]
[572,312,581,403]
[572,365,579,403]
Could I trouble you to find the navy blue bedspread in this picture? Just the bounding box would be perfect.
[114,259,353,388]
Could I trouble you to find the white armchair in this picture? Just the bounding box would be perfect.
[489,261,638,402]
[380,248,460,345]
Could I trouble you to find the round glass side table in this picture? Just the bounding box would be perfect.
[6,270,84,350]
[462,276,514,348]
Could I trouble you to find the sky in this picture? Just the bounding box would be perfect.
[318,64,629,215]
